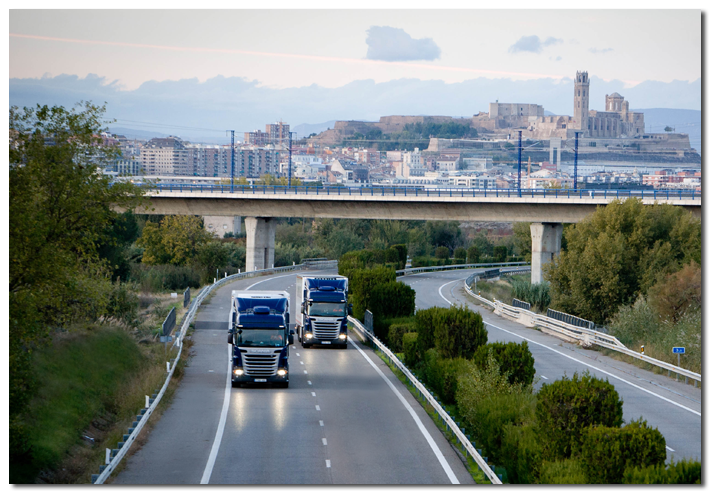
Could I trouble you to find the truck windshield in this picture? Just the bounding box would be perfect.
[308,302,346,317]
[236,329,285,347]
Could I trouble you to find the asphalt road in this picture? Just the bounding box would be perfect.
[113,269,474,485]
[400,269,702,463]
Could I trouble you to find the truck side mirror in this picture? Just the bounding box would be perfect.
[289,333,294,345]
[348,304,353,315]
[290,329,296,335]
[228,333,233,344]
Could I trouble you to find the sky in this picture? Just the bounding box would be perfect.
[7,8,703,140]
[10,9,700,91]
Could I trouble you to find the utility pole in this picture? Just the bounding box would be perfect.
[226,130,235,192]
[517,130,522,197]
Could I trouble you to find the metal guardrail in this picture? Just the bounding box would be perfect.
[348,316,502,485]
[93,260,337,484]
[397,261,529,276]
[512,299,531,311]
[461,275,701,384]
[183,287,190,308]
[148,183,701,201]
[161,307,176,337]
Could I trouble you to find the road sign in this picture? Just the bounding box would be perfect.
[672,347,686,354]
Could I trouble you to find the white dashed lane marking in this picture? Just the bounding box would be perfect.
[326,460,331,468]
[319,420,324,426]
[322,438,327,446]
[316,405,321,411]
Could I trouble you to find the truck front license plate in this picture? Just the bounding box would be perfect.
[254,378,267,382]
[321,341,331,344]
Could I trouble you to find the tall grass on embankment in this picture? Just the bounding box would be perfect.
[11,327,179,483]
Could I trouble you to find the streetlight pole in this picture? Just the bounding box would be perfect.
[227,130,235,192]
[517,130,522,197]
[288,131,294,186]
[573,131,579,191]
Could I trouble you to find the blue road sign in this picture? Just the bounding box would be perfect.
[672,347,686,354]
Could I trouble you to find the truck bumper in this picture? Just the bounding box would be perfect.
[302,336,347,347]
[232,370,288,385]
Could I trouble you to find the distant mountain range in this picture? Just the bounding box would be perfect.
[635,108,701,154]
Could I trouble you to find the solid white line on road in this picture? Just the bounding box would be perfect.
[666,445,675,452]
[348,337,460,484]
[316,405,321,411]
[311,392,316,397]
[246,273,297,290]
[319,420,324,426]
[326,460,331,468]
[200,343,232,484]
[540,375,548,380]
[484,321,701,417]
[438,280,457,306]
[322,438,327,446]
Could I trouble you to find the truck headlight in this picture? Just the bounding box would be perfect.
[305,332,313,339]
[233,368,244,376]
[339,334,347,340]
[277,369,287,376]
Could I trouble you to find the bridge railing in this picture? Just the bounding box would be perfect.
[92,259,337,484]
[397,262,529,276]
[146,182,701,201]
[462,278,701,385]
[348,316,503,484]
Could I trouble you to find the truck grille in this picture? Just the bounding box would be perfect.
[312,319,340,339]
[241,351,280,377]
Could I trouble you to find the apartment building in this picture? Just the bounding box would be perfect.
[140,136,189,176]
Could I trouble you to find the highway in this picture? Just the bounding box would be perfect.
[400,269,702,463]
[112,267,701,484]
[112,269,474,485]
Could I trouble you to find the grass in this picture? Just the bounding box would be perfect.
[469,277,514,305]
[14,313,196,484]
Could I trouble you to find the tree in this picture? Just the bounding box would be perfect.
[9,102,145,463]
[137,215,214,266]
[435,246,450,259]
[426,221,462,250]
[467,245,480,263]
[454,247,467,263]
[664,126,674,132]
[544,198,700,323]
[434,305,487,359]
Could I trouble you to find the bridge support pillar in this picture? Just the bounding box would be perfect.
[245,217,276,272]
[530,222,563,284]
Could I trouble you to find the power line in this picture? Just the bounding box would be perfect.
[108,118,227,133]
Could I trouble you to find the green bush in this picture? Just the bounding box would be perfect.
[510,279,551,311]
[581,419,666,484]
[391,244,408,269]
[403,332,420,368]
[457,367,535,461]
[474,341,535,387]
[348,266,396,322]
[420,349,474,405]
[466,245,480,264]
[499,423,542,484]
[435,246,450,259]
[415,307,444,355]
[536,371,623,460]
[623,459,701,484]
[388,322,416,352]
[537,458,588,484]
[434,305,487,359]
[105,280,140,327]
[494,245,508,262]
[454,247,466,263]
[368,281,415,340]
[129,263,201,292]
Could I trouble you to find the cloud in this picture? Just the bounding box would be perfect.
[365,26,441,61]
[509,35,563,54]
[555,56,562,61]
[589,47,614,54]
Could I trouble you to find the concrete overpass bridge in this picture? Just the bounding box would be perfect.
[135,184,701,283]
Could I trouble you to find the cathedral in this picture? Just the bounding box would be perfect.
[526,71,645,139]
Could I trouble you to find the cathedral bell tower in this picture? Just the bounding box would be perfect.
[574,71,590,131]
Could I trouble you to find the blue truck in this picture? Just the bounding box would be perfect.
[295,275,351,349]
[228,291,294,388]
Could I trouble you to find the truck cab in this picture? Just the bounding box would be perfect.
[228,291,294,388]
[295,275,351,349]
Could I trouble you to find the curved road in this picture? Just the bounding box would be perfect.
[113,269,474,485]
[400,269,702,463]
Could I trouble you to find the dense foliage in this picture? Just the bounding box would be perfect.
[474,341,536,387]
[9,103,145,469]
[545,198,701,324]
[433,305,487,359]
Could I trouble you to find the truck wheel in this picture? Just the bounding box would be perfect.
[231,381,240,388]
[277,381,289,389]
[302,342,310,349]
[339,343,348,349]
